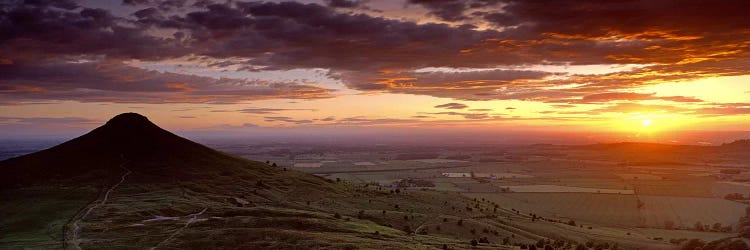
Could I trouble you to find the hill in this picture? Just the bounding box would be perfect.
[0,113,522,249]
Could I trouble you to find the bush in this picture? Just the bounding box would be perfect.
[665,220,675,229]
[694,222,704,231]
[403,225,412,234]
[682,239,706,250]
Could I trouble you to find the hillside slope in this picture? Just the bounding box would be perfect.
[0,113,524,249]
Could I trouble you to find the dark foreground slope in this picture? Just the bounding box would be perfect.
[0,113,524,249]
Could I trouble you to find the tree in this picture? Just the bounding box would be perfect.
[725,193,744,200]
[271,162,277,167]
[664,220,675,229]
[695,221,704,231]
[457,219,463,226]
[470,239,478,247]
[682,239,706,250]
[536,239,545,248]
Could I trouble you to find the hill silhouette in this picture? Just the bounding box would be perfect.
[0,113,326,189]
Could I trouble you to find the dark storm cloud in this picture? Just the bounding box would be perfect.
[0,3,186,61]
[325,0,365,8]
[0,60,332,103]
[407,0,500,22]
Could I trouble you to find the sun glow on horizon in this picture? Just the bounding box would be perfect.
[642,119,652,127]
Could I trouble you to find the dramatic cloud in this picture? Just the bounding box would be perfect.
[0,60,331,103]
[0,116,97,125]
[238,108,316,114]
[264,116,314,124]
[1,0,749,127]
[579,93,703,103]
[326,0,365,9]
[434,103,468,109]
[408,0,500,22]
[425,111,492,120]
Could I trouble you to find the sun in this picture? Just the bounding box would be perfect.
[642,119,652,127]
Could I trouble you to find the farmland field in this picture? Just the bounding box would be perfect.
[464,192,749,230]
[463,193,641,227]
[494,185,634,194]
[713,181,750,198]
[629,180,715,197]
[638,195,747,228]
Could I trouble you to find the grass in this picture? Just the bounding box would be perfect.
[0,188,97,248]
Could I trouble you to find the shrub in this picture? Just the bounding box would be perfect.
[403,225,412,234]
[664,220,675,229]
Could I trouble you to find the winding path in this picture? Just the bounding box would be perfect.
[150,208,208,250]
[69,155,131,250]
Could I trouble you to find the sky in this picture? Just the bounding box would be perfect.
[1,0,749,144]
